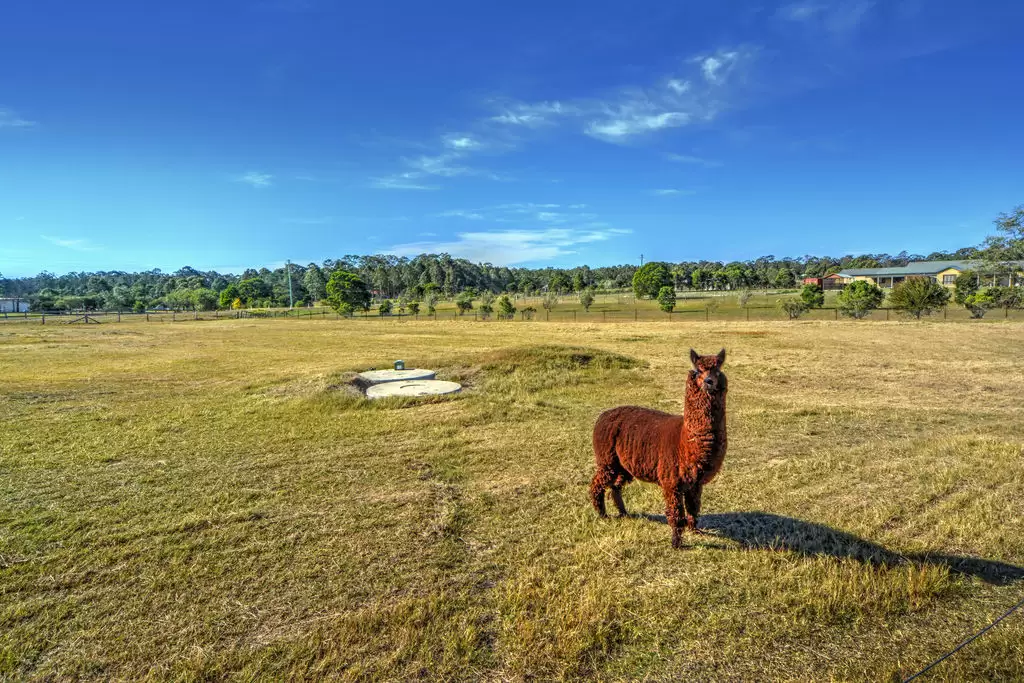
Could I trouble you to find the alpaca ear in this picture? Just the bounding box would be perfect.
[690,349,700,367]
[717,348,726,365]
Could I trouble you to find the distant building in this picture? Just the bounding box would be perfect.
[836,260,1024,289]
[802,274,846,290]
[0,298,30,313]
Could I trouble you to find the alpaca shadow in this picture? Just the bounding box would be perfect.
[640,511,1024,586]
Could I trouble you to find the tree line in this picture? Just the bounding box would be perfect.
[1,206,1019,315]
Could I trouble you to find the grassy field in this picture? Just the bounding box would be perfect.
[2,318,1024,681]
[4,290,1023,326]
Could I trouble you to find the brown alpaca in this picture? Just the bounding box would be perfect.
[590,349,728,548]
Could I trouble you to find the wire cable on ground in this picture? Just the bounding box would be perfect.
[902,593,1024,681]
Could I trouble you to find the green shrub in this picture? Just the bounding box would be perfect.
[800,283,824,308]
[837,281,884,319]
[888,277,950,319]
[656,286,676,313]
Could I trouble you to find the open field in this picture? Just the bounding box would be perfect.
[3,290,1024,326]
[2,319,1024,681]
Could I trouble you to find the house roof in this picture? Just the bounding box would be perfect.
[838,260,976,278]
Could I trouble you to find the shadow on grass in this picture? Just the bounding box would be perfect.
[639,511,1024,586]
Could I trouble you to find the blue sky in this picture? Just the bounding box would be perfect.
[2,0,1023,276]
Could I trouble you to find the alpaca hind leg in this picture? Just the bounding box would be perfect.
[590,468,615,517]
[610,486,627,517]
[683,485,703,533]
[663,485,687,549]
[610,471,632,517]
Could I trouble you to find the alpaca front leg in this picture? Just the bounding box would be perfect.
[684,486,703,533]
[663,485,687,548]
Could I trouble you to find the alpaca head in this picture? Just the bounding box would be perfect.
[689,348,726,394]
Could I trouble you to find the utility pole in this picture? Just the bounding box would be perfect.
[286,260,294,309]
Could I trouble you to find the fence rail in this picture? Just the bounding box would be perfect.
[3,305,1023,326]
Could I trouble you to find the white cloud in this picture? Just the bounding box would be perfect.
[489,101,577,127]
[235,171,273,187]
[487,47,752,144]
[586,111,691,142]
[666,153,723,167]
[776,1,876,37]
[41,235,102,252]
[436,209,485,220]
[443,134,482,150]
[695,50,741,84]
[650,188,697,197]
[370,175,440,190]
[0,108,38,129]
[405,153,472,177]
[388,227,631,265]
[667,79,691,94]
[434,203,597,226]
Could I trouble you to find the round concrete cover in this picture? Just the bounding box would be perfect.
[357,368,436,384]
[366,380,462,399]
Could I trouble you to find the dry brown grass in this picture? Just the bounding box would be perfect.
[2,318,1023,681]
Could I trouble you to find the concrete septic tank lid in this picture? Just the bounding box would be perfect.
[365,380,462,399]
[357,368,436,384]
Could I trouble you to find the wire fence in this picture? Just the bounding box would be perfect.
[3,305,1024,326]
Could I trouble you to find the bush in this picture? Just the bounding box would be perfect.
[836,281,884,319]
[778,298,809,320]
[456,292,475,315]
[522,306,537,321]
[632,262,673,299]
[479,303,493,320]
[378,300,393,316]
[542,291,558,311]
[408,301,420,316]
[578,288,595,312]
[888,277,950,319]
[424,291,438,315]
[132,301,146,314]
[656,286,676,313]
[737,290,753,308]
[961,287,999,318]
[497,295,516,320]
[800,283,825,308]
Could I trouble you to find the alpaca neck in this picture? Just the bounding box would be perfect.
[683,379,720,437]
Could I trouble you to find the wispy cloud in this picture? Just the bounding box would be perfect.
[666,153,723,167]
[443,133,483,150]
[487,46,756,144]
[389,227,631,265]
[777,3,826,21]
[405,152,475,178]
[41,235,102,252]
[489,101,578,127]
[436,209,486,220]
[0,108,38,129]
[436,203,598,226]
[235,171,273,188]
[650,188,698,197]
[370,174,441,191]
[776,1,876,38]
[693,50,742,85]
